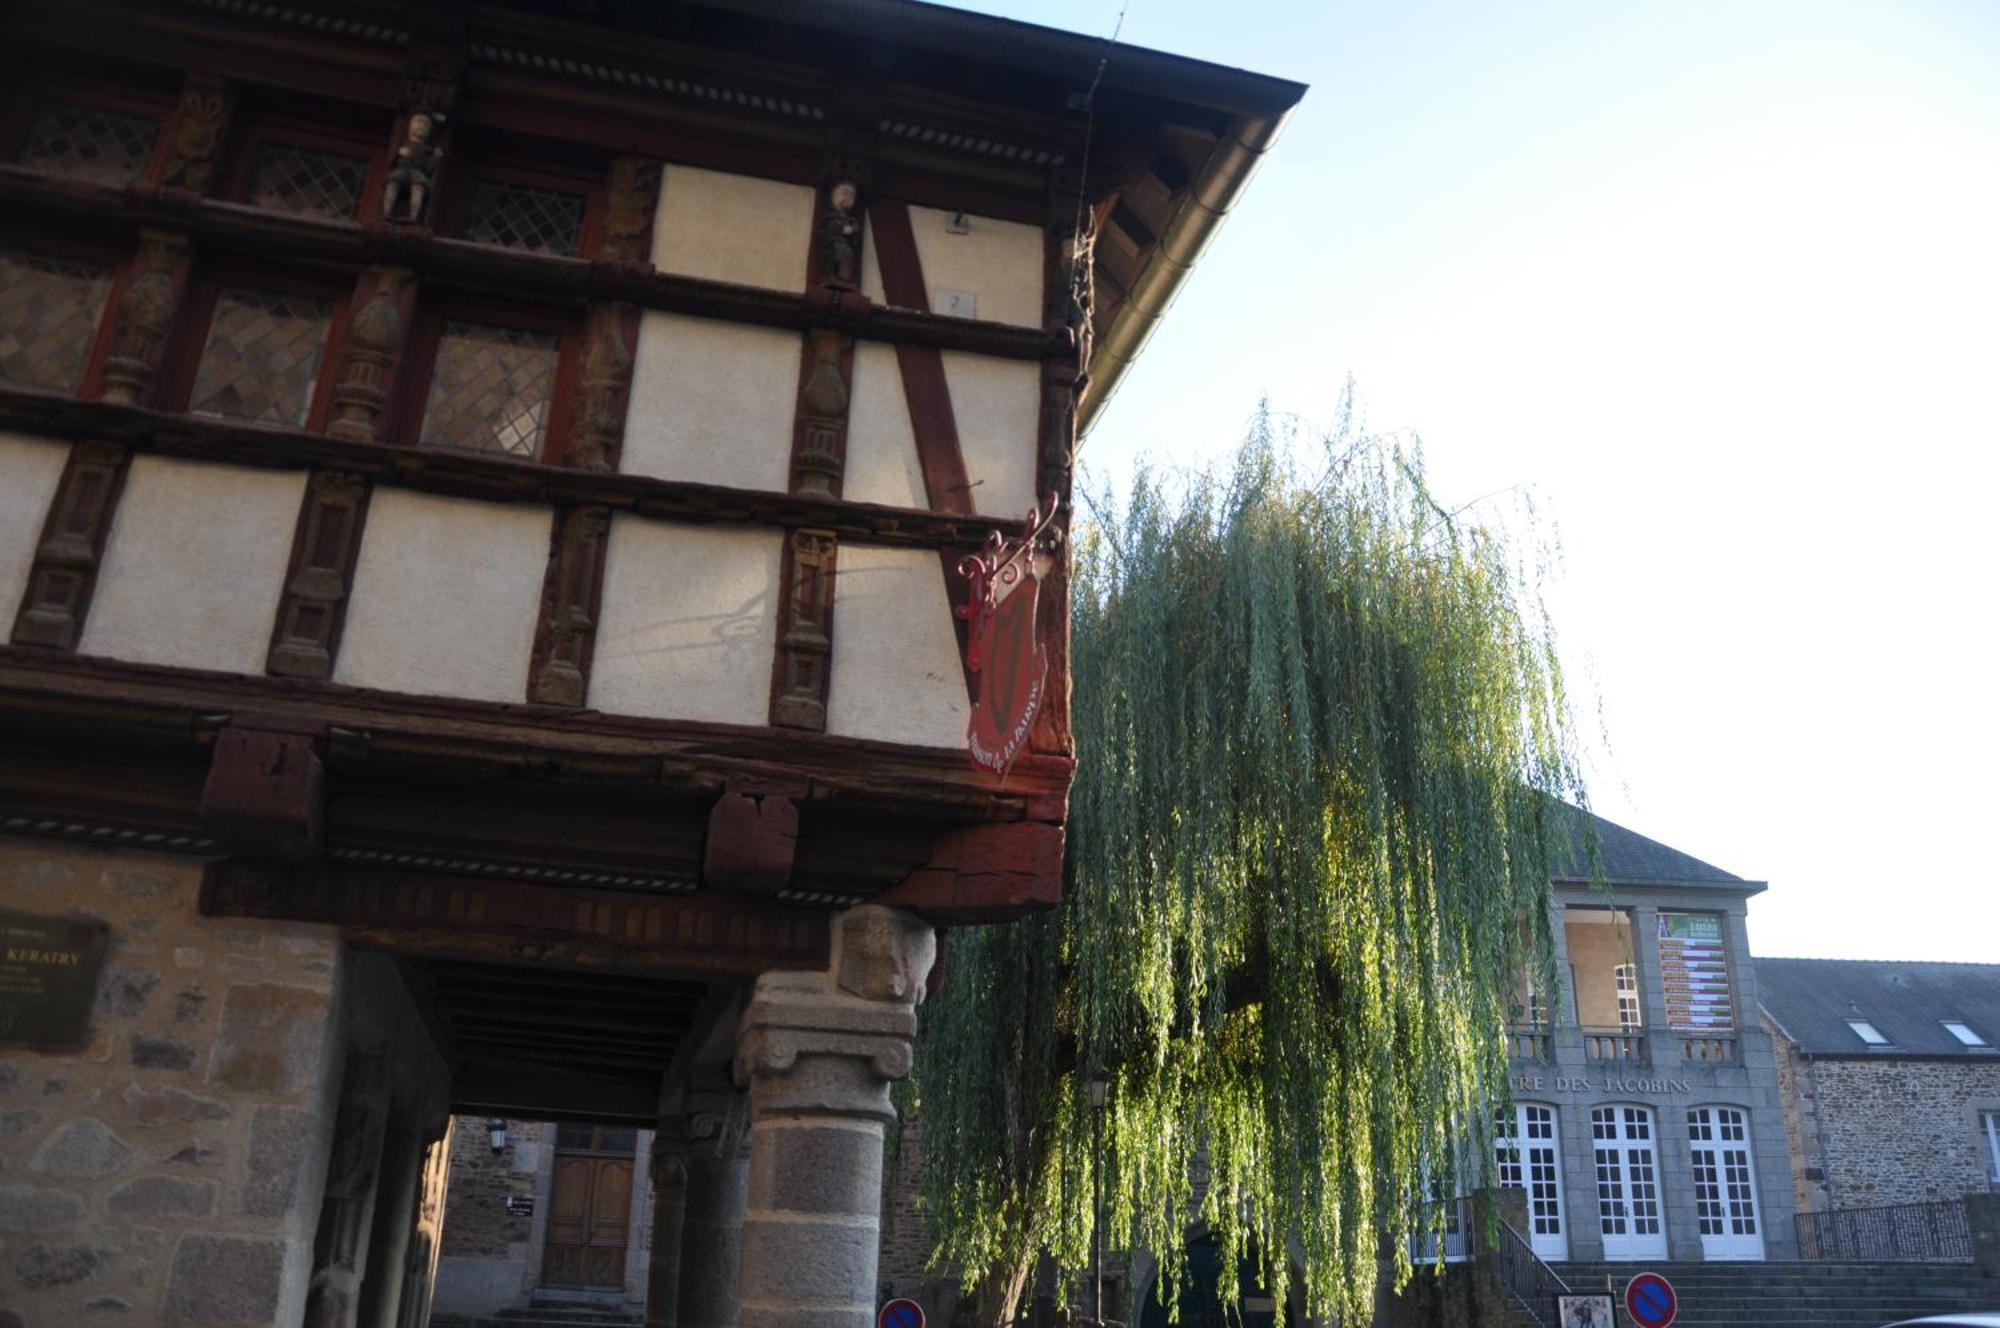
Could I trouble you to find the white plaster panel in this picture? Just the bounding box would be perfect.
[841,341,926,510]
[589,517,781,725]
[79,457,305,674]
[651,165,815,291]
[942,351,1040,518]
[0,432,69,631]
[335,489,549,703]
[859,206,1045,328]
[827,544,968,751]
[623,312,797,493]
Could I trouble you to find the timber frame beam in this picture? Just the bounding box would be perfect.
[0,167,1061,362]
[0,384,1022,556]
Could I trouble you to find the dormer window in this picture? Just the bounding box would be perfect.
[1846,1019,1889,1046]
[1942,1020,1989,1049]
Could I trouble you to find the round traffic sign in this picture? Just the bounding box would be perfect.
[1624,1272,1677,1328]
[880,1298,925,1328]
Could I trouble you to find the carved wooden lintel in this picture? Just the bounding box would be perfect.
[567,304,636,474]
[268,471,370,679]
[198,725,325,862]
[528,506,611,707]
[327,267,413,443]
[160,73,236,195]
[769,529,836,731]
[99,229,191,407]
[10,441,130,651]
[200,859,831,978]
[601,156,662,265]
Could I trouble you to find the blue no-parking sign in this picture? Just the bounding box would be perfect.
[1624,1272,1677,1328]
[880,1298,926,1328]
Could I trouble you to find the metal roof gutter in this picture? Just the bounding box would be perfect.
[1078,106,1294,438]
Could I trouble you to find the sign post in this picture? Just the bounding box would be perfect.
[880,1298,925,1328]
[1623,1272,1677,1328]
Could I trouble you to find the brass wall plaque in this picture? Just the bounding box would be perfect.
[0,909,110,1050]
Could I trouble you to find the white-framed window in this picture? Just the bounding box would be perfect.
[1846,1019,1889,1046]
[1982,1111,2000,1184]
[1615,963,1642,1031]
[1943,1020,1990,1048]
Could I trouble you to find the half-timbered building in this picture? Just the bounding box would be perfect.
[0,1,1304,1324]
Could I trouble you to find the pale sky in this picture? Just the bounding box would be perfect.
[962,0,2000,963]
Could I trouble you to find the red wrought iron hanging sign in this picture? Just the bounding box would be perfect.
[956,494,1059,777]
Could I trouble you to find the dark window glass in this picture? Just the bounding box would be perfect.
[17,98,158,186]
[421,320,559,457]
[0,249,113,390]
[248,142,370,220]
[189,287,334,426]
[464,179,585,257]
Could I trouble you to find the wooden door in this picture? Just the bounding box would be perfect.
[541,1154,633,1288]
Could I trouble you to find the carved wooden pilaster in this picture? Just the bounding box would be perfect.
[99,229,191,407]
[327,268,412,443]
[302,1049,391,1328]
[159,73,236,195]
[769,528,837,731]
[528,506,611,707]
[10,441,130,650]
[566,304,636,473]
[268,471,371,679]
[1029,168,1089,757]
[600,156,662,265]
[789,327,853,497]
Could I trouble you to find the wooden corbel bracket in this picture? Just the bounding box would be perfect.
[197,718,326,863]
[701,778,806,897]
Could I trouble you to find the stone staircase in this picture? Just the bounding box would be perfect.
[1546,1260,1996,1328]
[430,1297,644,1328]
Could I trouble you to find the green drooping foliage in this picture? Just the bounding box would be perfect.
[912,406,1591,1323]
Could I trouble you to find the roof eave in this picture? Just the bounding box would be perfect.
[1079,106,1294,436]
[1552,874,1768,896]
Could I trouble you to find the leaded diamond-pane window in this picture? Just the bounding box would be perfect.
[249,142,370,220]
[421,321,560,457]
[463,180,585,257]
[16,98,159,186]
[189,288,334,426]
[0,250,113,391]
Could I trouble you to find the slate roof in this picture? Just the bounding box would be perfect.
[1758,957,2000,1058]
[1552,808,1761,891]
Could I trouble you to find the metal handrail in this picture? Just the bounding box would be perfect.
[1795,1198,1972,1262]
[1490,1217,1572,1328]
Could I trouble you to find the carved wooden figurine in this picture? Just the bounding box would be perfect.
[382,110,444,224]
[819,177,861,288]
[601,156,662,264]
[160,78,233,193]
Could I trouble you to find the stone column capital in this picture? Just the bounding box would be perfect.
[732,972,919,1122]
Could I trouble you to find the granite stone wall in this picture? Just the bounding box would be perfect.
[0,836,344,1327]
[1798,1055,2000,1208]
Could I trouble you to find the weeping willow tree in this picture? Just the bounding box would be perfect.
[911,405,1593,1324]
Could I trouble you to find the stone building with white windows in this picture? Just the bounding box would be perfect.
[1500,814,1800,1265]
[1759,957,2000,1216]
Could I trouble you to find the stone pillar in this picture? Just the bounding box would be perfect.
[647,1122,691,1328]
[732,905,936,1328]
[678,1088,750,1328]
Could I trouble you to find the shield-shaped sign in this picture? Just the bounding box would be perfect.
[966,570,1047,776]
[958,496,1058,777]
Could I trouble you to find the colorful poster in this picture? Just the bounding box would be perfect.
[1658,911,1732,1031]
